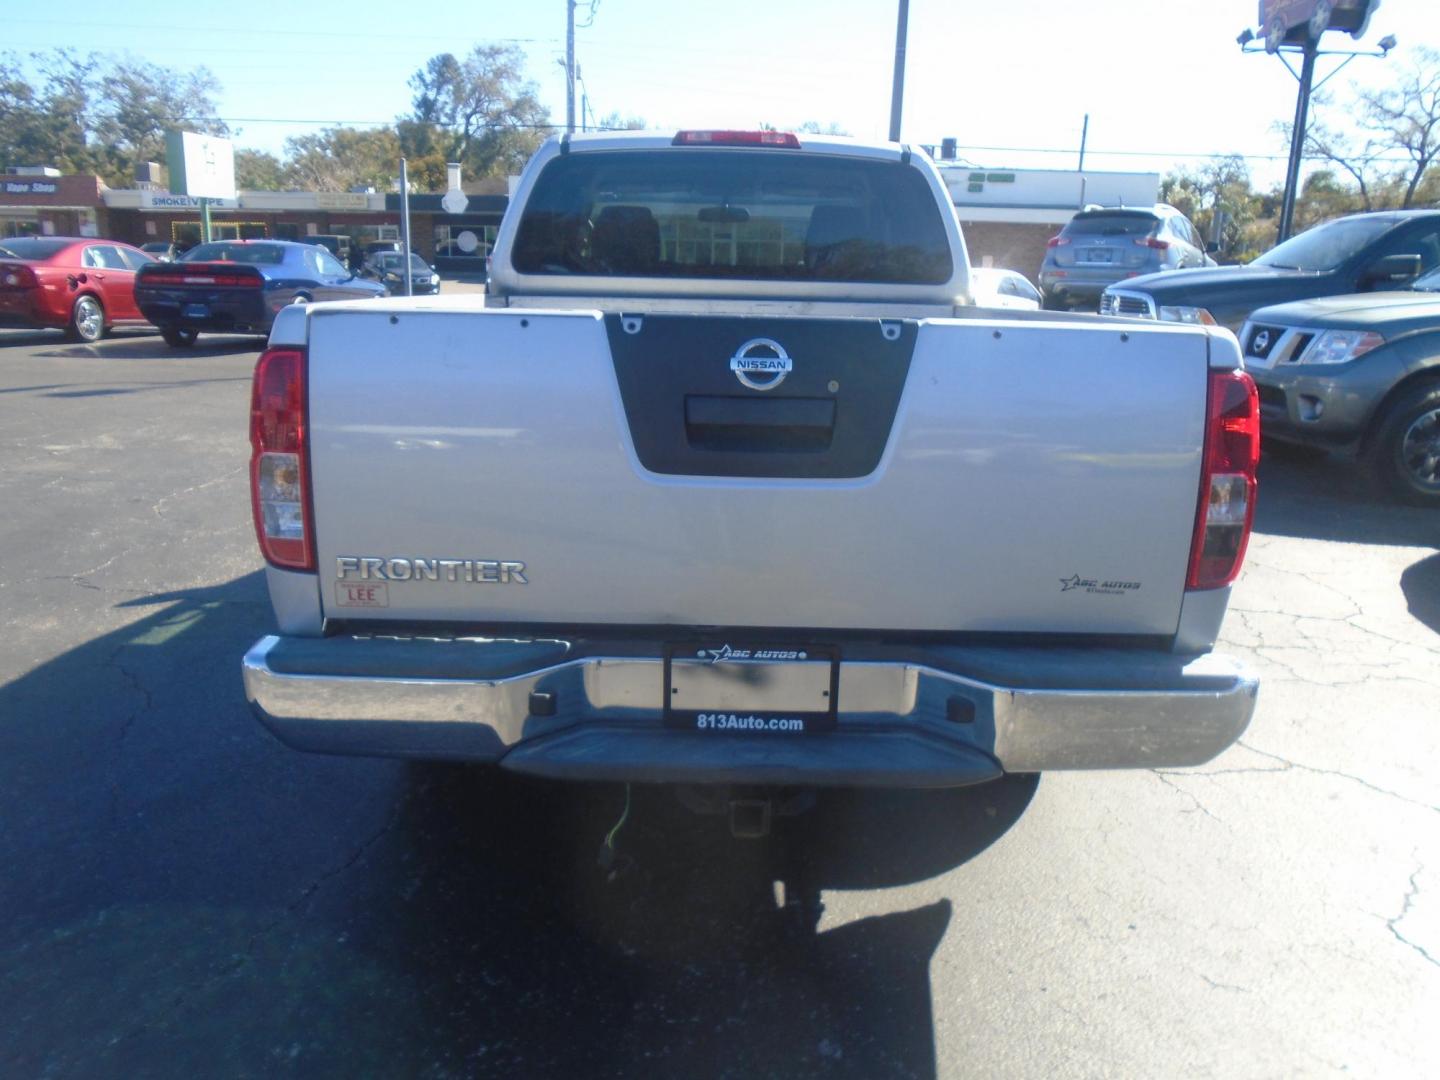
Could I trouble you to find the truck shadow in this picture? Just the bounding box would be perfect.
[1252,451,1438,548]
[382,766,1034,1077]
[31,335,262,361]
[0,328,261,359]
[1400,552,1440,639]
[0,573,1034,1078]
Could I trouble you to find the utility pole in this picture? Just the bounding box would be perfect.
[888,0,909,142]
[1078,114,1089,172]
[566,0,576,134]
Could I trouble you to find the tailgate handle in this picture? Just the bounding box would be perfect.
[684,395,835,453]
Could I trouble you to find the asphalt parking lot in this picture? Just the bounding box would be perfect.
[0,326,1436,1079]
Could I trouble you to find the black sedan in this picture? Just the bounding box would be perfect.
[364,252,442,296]
[134,239,386,347]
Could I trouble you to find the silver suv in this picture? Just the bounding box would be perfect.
[1040,205,1215,311]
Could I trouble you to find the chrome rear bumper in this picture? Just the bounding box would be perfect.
[242,634,1258,787]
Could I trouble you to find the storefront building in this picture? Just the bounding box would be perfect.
[101,189,401,254]
[0,172,110,240]
[97,184,511,273]
[384,188,509,274]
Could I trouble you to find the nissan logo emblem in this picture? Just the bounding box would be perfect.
[729,338,793,391]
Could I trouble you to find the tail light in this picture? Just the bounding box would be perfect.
[178,273,263,287]
[1,265,37,288]
[672,130,802,148]
[249,347,314,571]
[1046,236,1071,249]
[1187,369,1260,590]
[1135,236,1170,250]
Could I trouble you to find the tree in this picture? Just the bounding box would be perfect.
[282,126,400,192]
[95,57,228,183]
[0,50,226,187]
[235,149,286,190]
[1160,156,1265,261]
[1293,169,1367,231]
[406,45,550,181]
[395,118,448,191]
[589,111,646,132]
[1363,46,1440,207]
[1294,96,1386,211]
[0,50,104,178]
[1287,46,1440,211]
[797,121,851,136]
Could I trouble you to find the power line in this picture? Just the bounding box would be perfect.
[3,20,556,42]
[939,142,1420,164]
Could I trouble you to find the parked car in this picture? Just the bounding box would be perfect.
[969,267,1041,310]
[1241,266,1440,503]
[134,239,385,347]
[353,241,409,273]
[0,236,155,342]
[298,234,354,268]
[364,251,442,295]
[1040,205,1215,311]
[1101,209,1440,332]
[140,241,181,262]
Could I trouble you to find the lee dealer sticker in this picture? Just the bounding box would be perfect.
[335,581,389,608]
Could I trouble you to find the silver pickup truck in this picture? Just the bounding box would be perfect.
[242,130,1260,794]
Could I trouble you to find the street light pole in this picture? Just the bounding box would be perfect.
[399,158,413,298]
[1239,9,1394,246]
[1277,39,1319,244]
[888,0,909,142]
[566,0,576,134]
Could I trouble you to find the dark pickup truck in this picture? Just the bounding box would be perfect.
[1101,210,1440,334]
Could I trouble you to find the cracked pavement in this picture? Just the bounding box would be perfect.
[0,328,1436,1078]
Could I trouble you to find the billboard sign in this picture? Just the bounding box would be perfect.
[1259,0,1381,52]
[164,131,236,200]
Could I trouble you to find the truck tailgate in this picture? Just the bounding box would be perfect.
[305,307,1208,636]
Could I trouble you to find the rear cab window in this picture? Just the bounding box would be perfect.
[0,238,71,261]
[511,149,953,285]
[119,248,154,272]
[184,243,287,265]
[1062,212,1160,239]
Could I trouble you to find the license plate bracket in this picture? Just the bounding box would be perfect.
[663,643,839,734]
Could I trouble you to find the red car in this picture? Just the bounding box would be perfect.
[0,236,155,342]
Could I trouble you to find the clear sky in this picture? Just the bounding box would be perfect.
[7,0,1438,188]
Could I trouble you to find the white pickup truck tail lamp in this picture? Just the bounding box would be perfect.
[671,130,802,148]
[1188,369,1260,590]
[250,346,314,571]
